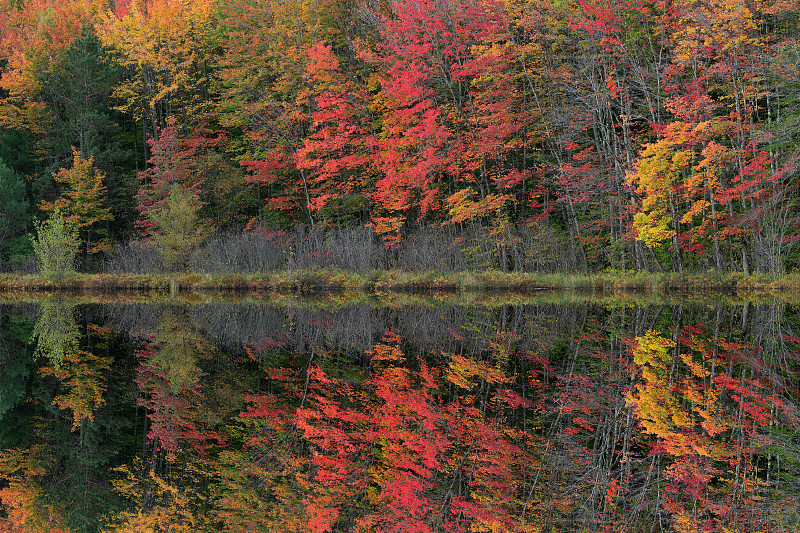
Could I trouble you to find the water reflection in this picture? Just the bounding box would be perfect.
[34,300,112,430]
[0,301,798,532]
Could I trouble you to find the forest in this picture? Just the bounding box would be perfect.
[0,0,799,276]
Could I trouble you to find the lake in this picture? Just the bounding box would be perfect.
[1,296,798,532]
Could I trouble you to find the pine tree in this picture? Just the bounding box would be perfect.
[0,159,30,265]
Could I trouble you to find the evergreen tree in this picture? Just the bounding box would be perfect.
[0,159,31,268]
[150,185,208,272]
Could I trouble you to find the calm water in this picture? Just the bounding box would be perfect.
[1,299,799,532]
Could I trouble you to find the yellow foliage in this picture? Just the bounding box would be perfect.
[632,330,674,365]
[97,0,217,125]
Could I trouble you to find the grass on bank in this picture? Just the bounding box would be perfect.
[2,269,800,296]
[5,270,800,307]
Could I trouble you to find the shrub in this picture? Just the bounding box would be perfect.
[31,208,79,281]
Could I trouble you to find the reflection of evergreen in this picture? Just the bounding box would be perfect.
[0,306,35,448]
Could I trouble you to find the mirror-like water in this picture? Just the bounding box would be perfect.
[1,300,799,532]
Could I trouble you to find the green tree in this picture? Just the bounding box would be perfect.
[31,208,79,282]
[36,29,138,239]
[37,30,131,171]
[149,185,209,272]
[0,158,30,266]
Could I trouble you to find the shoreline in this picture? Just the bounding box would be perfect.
[0,270,796,299]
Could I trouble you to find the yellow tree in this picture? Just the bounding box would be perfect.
[218,0,340,225]
[626,121,734,272]
[626,326,792,533]
[31,208,80,281]
[625,126,689,271]
[105,455,214,533]
[97,0,217,138]
[656,0,798,273]
[40,148,113,258]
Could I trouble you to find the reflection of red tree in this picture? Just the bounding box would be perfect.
[217,317,800,533]
[135,343,225,461]
[234,332,538,533]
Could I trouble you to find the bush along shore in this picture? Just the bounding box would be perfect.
[3,269,800,297]
[5,219,800,297]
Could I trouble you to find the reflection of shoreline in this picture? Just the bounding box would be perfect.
[108,302,585,359]
[2,270,800,302]
[108,302,792,370]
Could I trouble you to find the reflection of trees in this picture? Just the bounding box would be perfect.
[0,444,60,532]
[0,305,51,531]
[0,303,131,533]
[187,303,586,362]
[0,305,34,440]
[102,301,800,532]
[108,453,215,533]
[108,307,229,532]
[34,300,111,430]
[218,332,536,532]
[4,301,800,532]
[218,303,799,533]
[523,304,800,533]
[133,308,226,458]
[624,306,800,533]
[32,299,80,368]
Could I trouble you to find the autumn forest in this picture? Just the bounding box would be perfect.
[0,0,798,276]
[2,1,800,533]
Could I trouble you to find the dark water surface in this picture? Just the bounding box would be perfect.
[1,299,799,532]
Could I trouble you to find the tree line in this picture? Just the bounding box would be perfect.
[0,0,798,274]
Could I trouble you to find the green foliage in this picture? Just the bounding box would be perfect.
[31,300,80,369]
[4,234,34,270]
[39,29,138,241]
[0,158,30,263]
[31,208,80,281]
[148,310,205,392]
[0,130,35,177]
[38,30,130,169]
[0,311,34,436]
[194,151,260,228]
[150,185,211,272]
[315,194,367,226]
